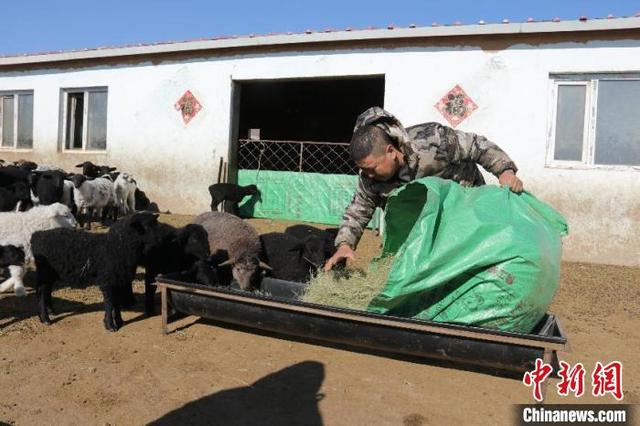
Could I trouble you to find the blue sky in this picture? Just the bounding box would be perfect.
[1,0,638,56]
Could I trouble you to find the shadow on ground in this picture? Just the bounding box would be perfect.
[149,361,325,426]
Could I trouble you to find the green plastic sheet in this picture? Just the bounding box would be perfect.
[238,169,380,227]
[368,177,568,333]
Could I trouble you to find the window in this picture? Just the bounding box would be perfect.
[62,88,108,151]
[0,91,34,149]
[549,74,640,168]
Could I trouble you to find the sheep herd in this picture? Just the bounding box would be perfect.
[0,159,339,332]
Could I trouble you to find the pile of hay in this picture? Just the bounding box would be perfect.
[300,257,395,311]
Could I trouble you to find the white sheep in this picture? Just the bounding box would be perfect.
[114,172,137,215]
[60,180,74,209]
[0,265,26,296]
[72,174,114,229]
[0,203,77,296]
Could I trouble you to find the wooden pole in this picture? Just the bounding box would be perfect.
[221,161,228,212]
[217,156,224,184]
[161,285,168,335]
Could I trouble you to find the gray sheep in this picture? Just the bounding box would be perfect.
[191,211,270,290]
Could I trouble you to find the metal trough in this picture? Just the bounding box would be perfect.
[155,273,567,375]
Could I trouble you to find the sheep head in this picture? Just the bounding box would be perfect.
[218,254,271,291]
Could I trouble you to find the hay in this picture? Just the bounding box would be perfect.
[300,257,395,311]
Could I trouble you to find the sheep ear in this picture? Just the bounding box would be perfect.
[217,259,234,267]
[47,208,62,218]
[75,162,86,168]
[259,261,272,271]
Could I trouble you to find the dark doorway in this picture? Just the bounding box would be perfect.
[236,76,385,142]
[228,76,385,181]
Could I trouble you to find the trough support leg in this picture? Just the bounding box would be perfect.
[161,286,168,335]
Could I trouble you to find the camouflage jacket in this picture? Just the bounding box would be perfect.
[335,107,518,249]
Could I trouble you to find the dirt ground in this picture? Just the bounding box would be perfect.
[1,214,638,425]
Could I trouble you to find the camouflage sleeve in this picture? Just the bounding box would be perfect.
[334,177,382,249]
[453,129,518,177]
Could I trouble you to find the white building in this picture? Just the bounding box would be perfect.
[1,17,639,266]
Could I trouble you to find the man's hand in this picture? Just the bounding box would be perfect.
[498,169,524,193]
[324,243,356,272]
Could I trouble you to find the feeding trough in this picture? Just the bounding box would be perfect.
[155,272,568,375]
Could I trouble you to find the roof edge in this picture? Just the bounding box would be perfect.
[1,17,640,67]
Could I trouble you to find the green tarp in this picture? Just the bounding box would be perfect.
[368,177,568,333]
[238,169,380,227]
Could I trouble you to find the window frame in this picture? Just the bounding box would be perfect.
[60,87,108,153]
[547,74,640,171]
[0,90,34,151]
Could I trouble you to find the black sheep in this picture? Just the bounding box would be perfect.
[259,232,326,283]
[134,188,159,212]
[0,165,31,187]
[0,182,30,212]
[12,160,38,171]
[0,166,33,211]
[75,161,117,178]
[110,221,211,315]
[31,212,160,331]
[208,183,258,215]
[184,259,220,287]
[31,170,65,205]
[284,225,339,259]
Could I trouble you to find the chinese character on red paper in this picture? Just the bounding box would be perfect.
[523,358,554,402]
[556,361,586,397]
[592,361,624,400]
[174,90,202,124]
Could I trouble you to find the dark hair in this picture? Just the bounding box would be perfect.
[349,125,393,162]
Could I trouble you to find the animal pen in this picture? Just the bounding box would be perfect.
[229,77,384,228]
[236,138,384,225]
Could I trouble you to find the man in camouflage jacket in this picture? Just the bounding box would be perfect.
[324,107,524,271]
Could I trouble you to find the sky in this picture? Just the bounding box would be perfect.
[1,0,638,56]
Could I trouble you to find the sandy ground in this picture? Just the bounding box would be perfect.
[0,214,638,425]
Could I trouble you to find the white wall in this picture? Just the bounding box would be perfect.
[1,37,638,266]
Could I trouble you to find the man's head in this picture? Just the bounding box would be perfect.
[350,125,403,181]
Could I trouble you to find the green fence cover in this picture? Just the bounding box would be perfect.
[367,177,568,333]
[238,169,380,227]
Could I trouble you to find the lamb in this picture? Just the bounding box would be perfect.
[284,225,339,259]
[0,245,26,296]
[208,183,259,214]
[31,212,160,331]
[75,161,116,178]
[185,260,220,287]
[31,170,65,206]
[0,165,30,187]
[260,232,327,283]
[134,188,159,212]
[0,166,32,210]
[114,172,137,215]
[0,203,77,262]
[0,203,77,296]
[13,160,38,171]
[34,165,66,173]
[0,181,30,212]
[109,220,211,315]
[71,174,114,229]
[191,211,270,290]
[60,180,75,212]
